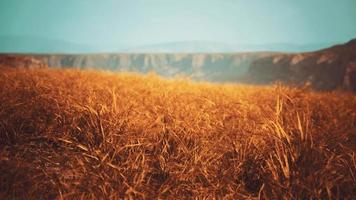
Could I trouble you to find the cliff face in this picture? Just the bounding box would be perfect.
[247,40,356,91]
[0,55,47,69]
[36,53,273,82]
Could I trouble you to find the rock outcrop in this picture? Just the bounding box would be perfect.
[0,55,47,69]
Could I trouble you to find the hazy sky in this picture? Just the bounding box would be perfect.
[1,0,356,47]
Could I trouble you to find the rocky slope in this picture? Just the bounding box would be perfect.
[247,39,356,91]
[0,55,47,69]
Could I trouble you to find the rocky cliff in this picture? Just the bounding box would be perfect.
[36,53,274,82]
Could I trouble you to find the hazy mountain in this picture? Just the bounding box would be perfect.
[125,41,337,53]
[0,35,96,53]
[0,35,337,53]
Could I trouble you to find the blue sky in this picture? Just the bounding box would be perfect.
[0,0,356,50]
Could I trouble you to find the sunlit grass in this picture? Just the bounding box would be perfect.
[0,67,355,199]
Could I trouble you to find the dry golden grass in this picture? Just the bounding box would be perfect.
[0,67,355,199]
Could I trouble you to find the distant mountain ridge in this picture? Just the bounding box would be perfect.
[125,41,336,53]
[0,35,337,53]
[0,35,94,53]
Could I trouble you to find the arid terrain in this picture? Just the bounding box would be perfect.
[0,67,355,199]
[2,39,356,92]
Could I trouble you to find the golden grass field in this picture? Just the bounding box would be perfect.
[0,67,355,199]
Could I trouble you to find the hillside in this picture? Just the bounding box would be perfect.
[247,39,356,91]
[0,68,355,199]
[33,39,356,91]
